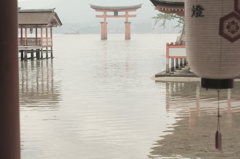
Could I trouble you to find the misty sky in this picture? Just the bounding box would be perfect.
[18,0,159,24]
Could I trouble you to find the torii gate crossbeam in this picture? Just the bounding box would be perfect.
[90,4,142,40]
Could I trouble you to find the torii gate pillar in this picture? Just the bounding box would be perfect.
[0,0,21,159]
[100,22,108,40]
[90,4,142,40]
[125,22,131,40]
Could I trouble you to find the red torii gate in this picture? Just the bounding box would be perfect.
[90,4,142,40]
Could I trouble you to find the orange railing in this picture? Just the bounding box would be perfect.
[18,37,52,47]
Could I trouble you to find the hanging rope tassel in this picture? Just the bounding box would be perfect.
[215,90,222,151]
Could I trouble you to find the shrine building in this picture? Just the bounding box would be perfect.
[18,8,62,60]
[150,0,184,17]
[150,0,186,74]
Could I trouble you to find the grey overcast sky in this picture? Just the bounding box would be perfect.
[18,0,158,24]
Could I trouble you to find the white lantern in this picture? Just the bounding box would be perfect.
[185,0,240,89]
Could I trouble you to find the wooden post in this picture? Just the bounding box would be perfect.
[41,27,43,46]
[24,51,28,60]
[20,50,24,61]
[51,46,53,58]
[35,28,38,45]
[50,27,53,45]
[175,58,179,69]
[184,58,187,66]
[20,28,23,45]
[41,48,43,59]
[50,27,53,58]
[46,27,48,46]
[36,49,40,60]
[100,22,104,40]
[31,49,34,60]
[100,22,107,40]
[46,47,49,59]
[0,0,21,158]
[180,58,183,68]
[166,58,169,73]
[46,27,48,58]
[24,27,27,46]
[171,58,174,72]
[105,22,107,39]
[125,22,131,40]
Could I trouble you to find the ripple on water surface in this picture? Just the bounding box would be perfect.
[20,34,240,159]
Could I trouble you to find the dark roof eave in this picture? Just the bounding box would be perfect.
[19,8,55,13]
[19,24,48,25]
[18,24,59,27]
[90,4,142,11]
[150,0,184,7]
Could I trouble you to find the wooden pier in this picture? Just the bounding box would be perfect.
[19,46,53,61]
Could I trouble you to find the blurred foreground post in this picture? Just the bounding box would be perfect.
[0,0,21,159]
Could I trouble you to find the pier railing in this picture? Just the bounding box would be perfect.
[18,37,52,47]
[166,42,187,73]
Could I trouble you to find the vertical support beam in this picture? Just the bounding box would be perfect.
[166,58,169,73]
[171,58,174,72]
[41,27,43,46]
[175,58,179,70]
[184,58,187,66]
[100,22,107,40]
[227,89,232,113]
[46,27,48,46]
[24,27,27,46]
[125,11,129,22]
[20,50,24,61]
[180,58,183,68]
[166,44,169,73]
[24,51,28,60]
[35,28,38,45]
[50,27,53,58]
[50,27,53,45]
[41,48,43,59]
[0,0,21,158]
[125,22,131,40]
[46,27,48,58]
[36,49,40,60]
[31,49,34,61]
[20,28,23,45]
[46,47,49,59]
[51,47,53,58]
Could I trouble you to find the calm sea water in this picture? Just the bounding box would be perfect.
[20,34,240,159]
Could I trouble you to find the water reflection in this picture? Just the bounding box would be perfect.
[149,82,240,159]
[19,60,62,111]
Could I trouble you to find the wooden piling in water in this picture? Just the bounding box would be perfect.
[51,46,53,58]
[166,58,169,73]
[24,51,28,60]
[184,58,187,66]
[171,58,174,72]
[20,50,24,61]
[41,48,43,59]
[46,47,49,59]
[36,49,40,60]
[180,58,183,68]
[31,49,34,61]
[175,58,179,70]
